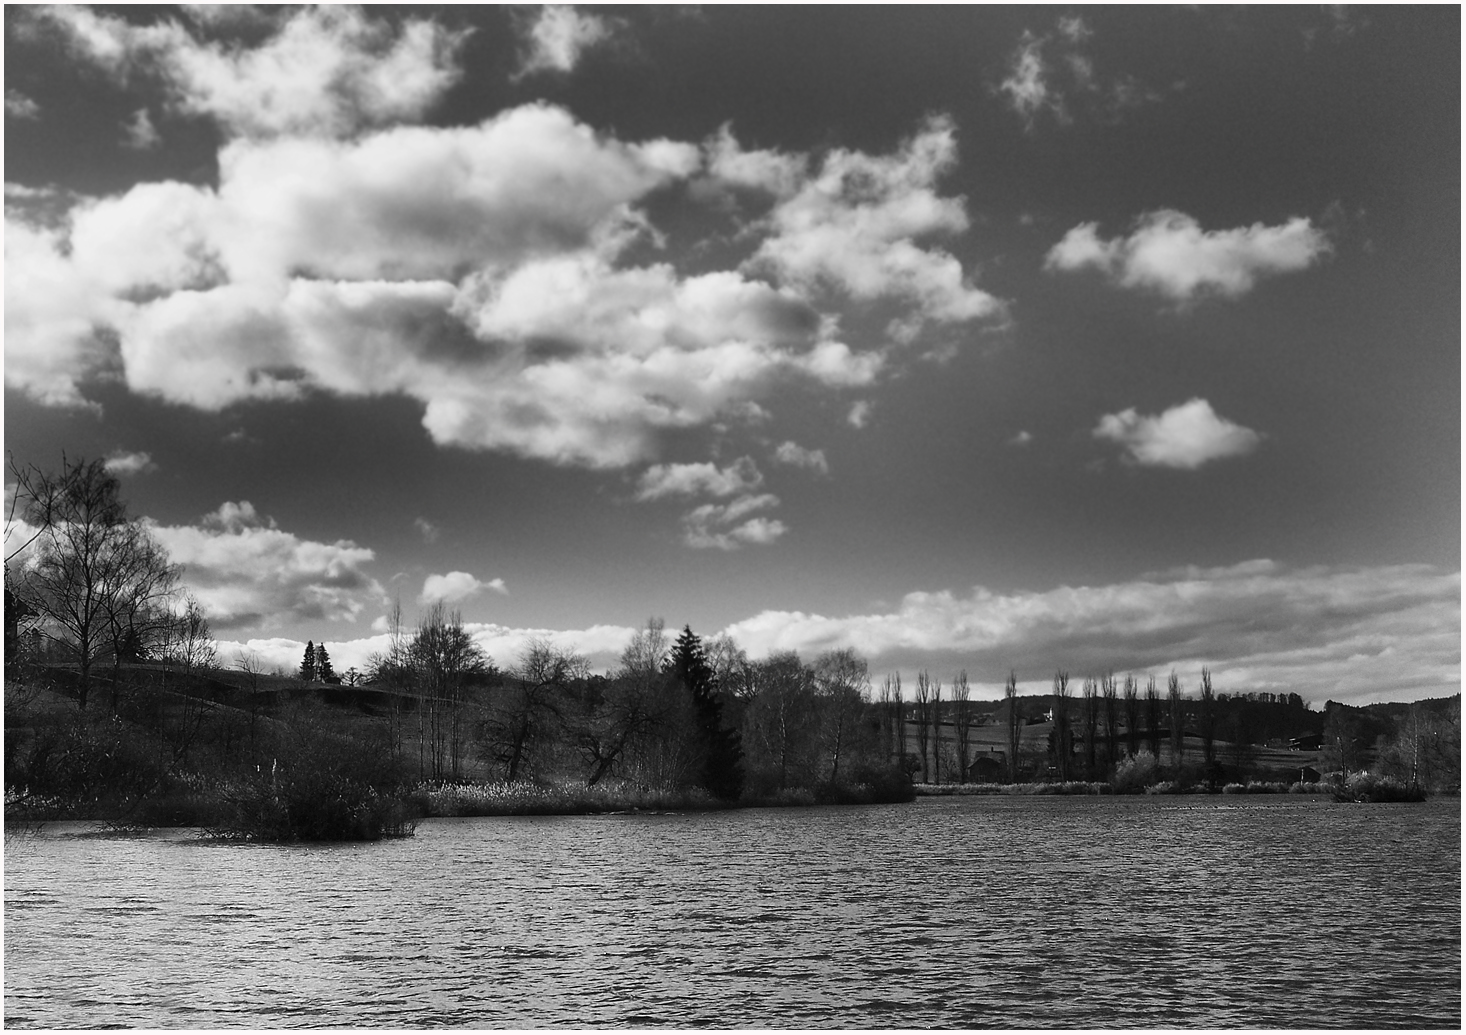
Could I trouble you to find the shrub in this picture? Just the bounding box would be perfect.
[1332,772,1427,803]
[1111,750,1159,794]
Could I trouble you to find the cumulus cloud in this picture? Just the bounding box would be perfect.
[103,450,157,476]
[420,570,508,605]
[151,501,385,630]
[1094,398,1264,468]
[4,77,980,471]
[513,5,623,79]
[636,456,764,500]
[746,115,1006,337]
[682,493,786,550]
[6,89,40,119]
[1045,209,1331,301]
[772,441,829,474]
[24,4,468,139]
[720,561,1460,705]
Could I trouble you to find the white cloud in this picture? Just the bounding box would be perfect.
[420,571,508,605]
[1094,398,1264,468]
[1046,209,1331,301]
[214,561,1461,705]
[998,17,1163,129]
[27,5,469,139]
[413,517,440,544]
[1008,430,1033,447]
[847,400,873,429]
[4,101,975,470]
[151,501,385,630]
[513,5,622,79]
[999,32,1063,128]
[103,450,157,476]
[682,493,786,550]
[6,89,40,119]
[636,456,764,501]
[747,115,1006,337]
[772,441,829,474]
[121,108,161,149]
[720,561,1460,705]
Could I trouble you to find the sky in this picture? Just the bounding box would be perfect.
[4,5,1459,704]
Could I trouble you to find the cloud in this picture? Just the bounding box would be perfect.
[25,5,468,139]
[772,441,829,475]
[636,456,764,500]
[420,570,508,605]
[121,108,161,150]
[1093,398,1264,468]
[214,560,1461,705]
[719,561,1460,705]
[999,32,1062,128]
[1008,430,1033,447]
[4,100,973,469]
[746,115,1006,337]
[998,17,1164,130]
[1045,209,1331,301]
[218,619,644,677]
[847,400,873,429]
[103,450,157,476]
[151,501,385,630]
[513,5,623,79]
[413,517,440,544]
[682,493,786,550]
[6,89,40,119]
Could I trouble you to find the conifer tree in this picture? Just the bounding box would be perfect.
[315,642,335,682]
[668,625,744,800]
[300,639,317,682]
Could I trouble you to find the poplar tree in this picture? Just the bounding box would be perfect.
[1005,671,1022,782]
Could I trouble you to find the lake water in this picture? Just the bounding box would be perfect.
[5,795,1459,1028]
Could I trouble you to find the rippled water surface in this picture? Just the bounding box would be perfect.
[5,796,1460,1028]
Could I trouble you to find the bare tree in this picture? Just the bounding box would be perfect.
[746,651,818,791]
[1102,673,1119,772]
[1123,674,1141,757]
[883,672,904,765]
[1145,676,1162,759]
[1052,671,1073,781]
[1005,670,1021,783]
[166,593,217,674]
[1199,668,1217,782]
[1081,677,1100,778]
[931,675,943,783]
[914,671,935,782]
[491,636,577,783]
[812,648,869,783]
[414,603,491,781]
[1168,671,1185,774]
[951,669,973,783]
[9,457,179,710]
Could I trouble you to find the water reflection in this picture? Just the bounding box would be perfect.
[5,797,1460,1028]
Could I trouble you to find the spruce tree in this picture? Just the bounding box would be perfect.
[300,639,317,682]
[668,625,744,801]
[315,642,335,682]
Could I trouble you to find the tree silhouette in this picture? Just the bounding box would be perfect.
[300,640,317,682]
[668,625,743,800]
[315,642,335,682]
